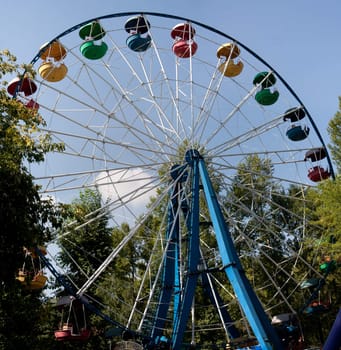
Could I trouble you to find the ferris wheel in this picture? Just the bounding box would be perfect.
[10,12,337,350]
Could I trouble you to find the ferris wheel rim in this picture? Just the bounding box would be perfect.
[28,11,334,179]
[21,11,336,349]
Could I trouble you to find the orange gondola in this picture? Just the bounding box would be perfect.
[39,41,67,61]
[38,41,68,82]
[38,61,68,82]
[17,270,47,290]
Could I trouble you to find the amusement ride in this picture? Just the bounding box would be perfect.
[9,12,340,350]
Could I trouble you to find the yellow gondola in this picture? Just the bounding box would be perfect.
[16,270,48,290]
[218,60,244,77]
[38,61,68,82]
[217,43,243,77]
[16,247,48,291]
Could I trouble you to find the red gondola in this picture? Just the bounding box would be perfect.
[171,23,196,40]
[7,76,37,96]
[25,98,40,110]
[172,39,198,58]
[55,324,91,341]
[54,296,91,342]
[307,166,330,182]
[171,23,197,58]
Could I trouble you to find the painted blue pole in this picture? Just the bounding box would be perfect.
[150,182,180,341]
[172,151,201,349]
[198,155,283,350]
[323,308,341,350]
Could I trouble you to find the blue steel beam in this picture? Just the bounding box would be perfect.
[150,183,181,341]
[171,151,201,349]
[197,155,284,350]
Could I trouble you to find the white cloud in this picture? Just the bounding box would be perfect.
[96,167,157,223]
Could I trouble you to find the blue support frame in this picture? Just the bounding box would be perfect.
[39,148,283,349]
[151,150,283,349]
[171,152,201,349]
[151,183,181,340]
[197,154,283,350]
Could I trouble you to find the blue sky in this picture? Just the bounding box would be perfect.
[2,0,340,146]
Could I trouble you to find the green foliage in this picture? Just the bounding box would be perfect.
[328,97,341,172]
[0,283,47,349]
[228,155,284,253]
[96,222,146,328]
[0,50,65,281]
[56,189,113,287]
[1,43,339,348]
[305,179,341,323]
[226,155,325,336]
[306,178,341,258]
[0,166,60,281]
[0,50,63,348]
[52,189,113,347]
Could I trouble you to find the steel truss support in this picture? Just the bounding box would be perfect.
[164,150,283,350]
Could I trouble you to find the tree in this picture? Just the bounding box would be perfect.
[227,155,290,289]
[328,97,341,173]
[294,98,341,346]
[226,154,326,348]
[0,51,63,282]
[301,99,341,344]
[325,97,341,259]
[0,50,64,349]
[56,189,113,286]
[50,188,114,349]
